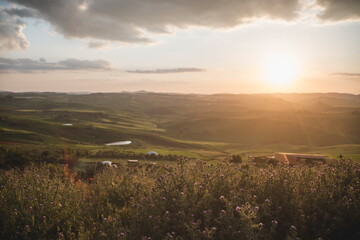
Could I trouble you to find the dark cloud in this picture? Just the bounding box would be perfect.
[3,0,359,47]
[333,72,360,77]
[317,0,360,21]
[0,57,112,72]
[6,0,301,44]
[127,68,205,74]
[58,59,111,70]
[0,8,29,52]
[4,7,37,18]
[7,0,153,43]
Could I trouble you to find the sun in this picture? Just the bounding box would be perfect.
[263,53,299,87]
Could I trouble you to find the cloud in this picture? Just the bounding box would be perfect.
[333,72,360,77]
[4,7,37,18]
[0,57,112,72]
[0,7,29,52]
[127,68,205,74]
[317,0,360,21]
[88,41,108,49]
[6,0,301,44]
[4,0,359,47]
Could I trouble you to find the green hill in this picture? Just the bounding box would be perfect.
[1,92,359,158]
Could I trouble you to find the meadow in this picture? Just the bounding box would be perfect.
[1,92,360,239]
[0,158,359,240]
[1,92,360,161]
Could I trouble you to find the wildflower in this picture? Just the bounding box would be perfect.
[24,225,30,232]
[219,195,225,200]
[271,219,278,225]
[118,232,125,237]
[235,206,241,212]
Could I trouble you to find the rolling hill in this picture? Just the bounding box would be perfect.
[1,92,359,155]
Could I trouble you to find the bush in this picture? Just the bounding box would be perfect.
[230,155,242,163]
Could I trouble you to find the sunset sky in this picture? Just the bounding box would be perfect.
[0,0,359,94]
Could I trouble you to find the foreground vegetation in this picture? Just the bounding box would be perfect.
[1,159,359,240]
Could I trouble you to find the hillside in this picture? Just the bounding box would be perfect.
[1,92,359,152]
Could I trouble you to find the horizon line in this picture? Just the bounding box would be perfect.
[1,90,359,96]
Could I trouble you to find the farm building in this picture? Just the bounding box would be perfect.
[275,153,327,165]
[146,151,159,156]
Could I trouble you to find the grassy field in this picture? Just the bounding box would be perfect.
[1,92,359,162]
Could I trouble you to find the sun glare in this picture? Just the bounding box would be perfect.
[263,53,299,87]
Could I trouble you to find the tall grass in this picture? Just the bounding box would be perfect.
[0,159,359,239]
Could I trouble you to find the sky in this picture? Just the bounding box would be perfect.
[0,0,359,94]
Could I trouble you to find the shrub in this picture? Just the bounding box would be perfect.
[230,155,242,163]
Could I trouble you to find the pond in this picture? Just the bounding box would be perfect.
[104,141,132,146]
